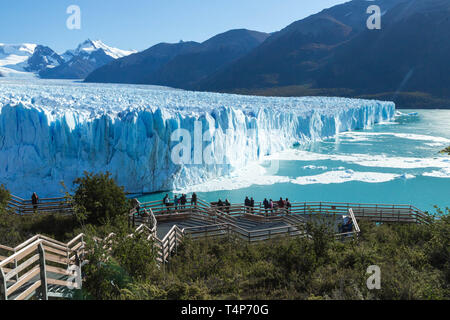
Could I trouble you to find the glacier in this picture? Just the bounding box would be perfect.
[0,79,395,197]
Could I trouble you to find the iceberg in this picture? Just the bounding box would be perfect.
[0,79,395,197]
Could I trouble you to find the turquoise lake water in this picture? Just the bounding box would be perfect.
[139,109,450,213]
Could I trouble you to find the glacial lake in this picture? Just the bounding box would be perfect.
[139,109,450,214]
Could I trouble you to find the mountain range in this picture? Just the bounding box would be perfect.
[85,0,450,108]
[84,29,270,87]
[0,40,135,79]
[2,0,449,108]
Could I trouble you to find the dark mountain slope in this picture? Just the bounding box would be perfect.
[153,29,270,89]
[85,29,269,88]
[84,41,201,84]
[197,0,405,91]
[316,0,450,98]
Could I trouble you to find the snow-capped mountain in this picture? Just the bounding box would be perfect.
[0,43,39,78]
[61,39,136,62]
[40,39,136,79]
[0,40,135,79]
[25,45,64,72]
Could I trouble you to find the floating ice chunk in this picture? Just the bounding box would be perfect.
[291,170,401,185]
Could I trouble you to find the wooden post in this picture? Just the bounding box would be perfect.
[0,268,7,300]
[38,243,48,300]
[175,231,178,255]
[14,251,19,283]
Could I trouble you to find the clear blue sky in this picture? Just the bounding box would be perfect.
[0,0,348,53]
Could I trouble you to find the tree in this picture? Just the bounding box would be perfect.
[0,184,11,214]
[73,172,130,226]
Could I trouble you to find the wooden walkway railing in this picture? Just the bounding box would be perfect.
[0,234,85,300]
[129,198,364,265]
[7,195,74,215]
[136,197,430,225]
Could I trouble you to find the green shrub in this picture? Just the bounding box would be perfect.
[73,171,130,226]
[0,184,11,213]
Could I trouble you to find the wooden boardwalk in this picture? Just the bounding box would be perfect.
[1,194,429,300]
[0,234,85,300]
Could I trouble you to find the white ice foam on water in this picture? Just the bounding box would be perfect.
[267,150,450,170]
[175,163,291,193]
[291,170,402,185]
[0,79,395,197]
[339,131,450,144]
[423,168,450,178]
[175,166,408,193]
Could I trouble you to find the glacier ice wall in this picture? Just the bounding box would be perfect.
[0,79,395,197]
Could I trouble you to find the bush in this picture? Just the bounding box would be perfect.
[112,233,158,281]
[73,172,130,226]
[0,184,11,213]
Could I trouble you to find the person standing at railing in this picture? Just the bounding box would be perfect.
[143,208,150,225]
[31,192,39,213]
[225,199,231,214]
[191,192,198,211]
[286,198,291,214]
[163,194,170,214]
[250,197,255,214]
[263,198,269,216]
[180,194,187,211]
[174,195,179,212]
[269,199,274,215]
[244,196,250,213]
[277,197,285,214]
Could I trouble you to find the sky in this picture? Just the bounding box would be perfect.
[0,0,349,53]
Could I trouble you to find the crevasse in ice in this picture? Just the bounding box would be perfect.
[0,80,395,196]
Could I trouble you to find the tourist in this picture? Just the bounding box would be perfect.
[269,199,274,215]
[174,195,179,211]
[277,197,284,213]
[136,202,141,216]
[143,209,150,224]
[286,198,291,214]
[244,196,250,213]
[31,192,39,213]
[180,194,187,211]
[263,198,269,215]
[163,194,170,213]
[191,192,198,206]
[217,199,224,208]
[225,199,231,214]
[250,197,255,214]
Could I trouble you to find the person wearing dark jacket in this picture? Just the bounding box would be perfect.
[250,197,255,214]
[191,193,198,206]
[180,194,187,211]
[263,198,269,215]
[244,196,250,213]
[32,192,39,213]
[225,199,231,214]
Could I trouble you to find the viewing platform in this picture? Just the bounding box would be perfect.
[1,193,430,300]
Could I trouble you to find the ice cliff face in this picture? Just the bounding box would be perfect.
[0,79,395,197]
